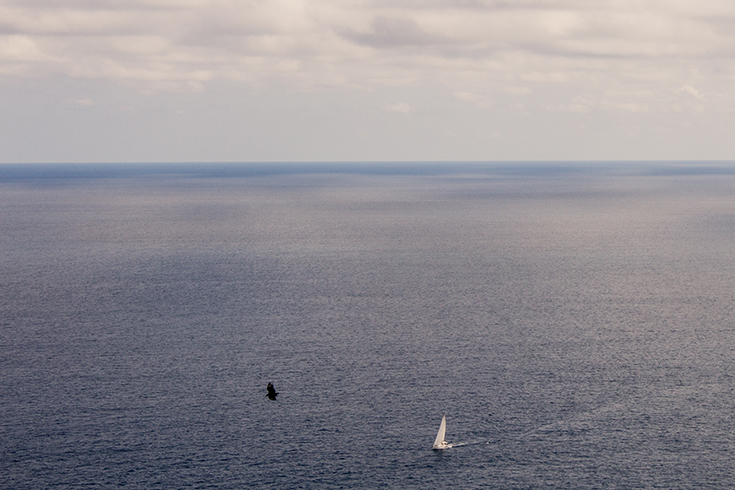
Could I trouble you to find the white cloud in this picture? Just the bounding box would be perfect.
[454,91,493,108]
[680,84,704,100]
[383,101,412,113]
[66,97,94,106]
[546,100,591,113]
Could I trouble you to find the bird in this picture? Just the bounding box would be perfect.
[266,382,278,400]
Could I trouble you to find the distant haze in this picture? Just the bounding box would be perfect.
[2,1,735,163]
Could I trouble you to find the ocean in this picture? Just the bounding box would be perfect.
[2,161,735,488]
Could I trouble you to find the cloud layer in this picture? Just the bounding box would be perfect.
[3,0,735,110]
[3,1,735,163]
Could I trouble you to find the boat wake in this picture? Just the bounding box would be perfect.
[449,440,485,448]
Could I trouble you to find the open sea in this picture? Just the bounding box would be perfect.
[2,161,735,489]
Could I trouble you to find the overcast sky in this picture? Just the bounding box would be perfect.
[2,0,735,163]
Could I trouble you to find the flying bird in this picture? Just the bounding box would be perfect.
[266,382,278,400]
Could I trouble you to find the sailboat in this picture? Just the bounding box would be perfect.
[433,415,451,449]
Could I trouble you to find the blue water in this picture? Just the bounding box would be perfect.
[2,162,735,488]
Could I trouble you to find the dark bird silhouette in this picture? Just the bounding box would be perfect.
[266,382,278,400]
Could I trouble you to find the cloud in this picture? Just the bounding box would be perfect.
[454,91,493,108]
[680,84,704,100]
[341,14,445,48]
[383,101,413,113]
[66,97,94,106]
[2,0,735,110]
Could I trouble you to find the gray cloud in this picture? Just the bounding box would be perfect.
[341,15,448,48]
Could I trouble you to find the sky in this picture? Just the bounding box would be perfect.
[2,0,735,163]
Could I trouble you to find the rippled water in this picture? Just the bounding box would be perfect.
[2,162,735,488]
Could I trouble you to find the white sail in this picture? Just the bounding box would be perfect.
[433,415,449,449]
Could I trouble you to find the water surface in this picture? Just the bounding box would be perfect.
[2,162,735,488]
